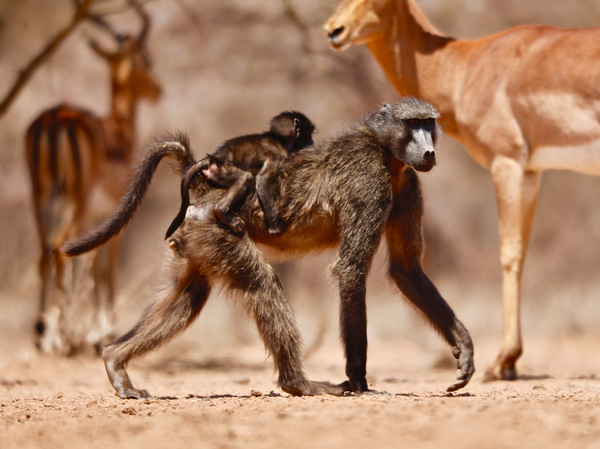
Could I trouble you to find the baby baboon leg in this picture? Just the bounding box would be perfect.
[385,169,474,392]
[214,170,254,233]
[255,160,286,236]
[165,158,211,240]
[103,266,210,399]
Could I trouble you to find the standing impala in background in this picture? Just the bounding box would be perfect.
[325,0,600,381]
[26,0,161,355]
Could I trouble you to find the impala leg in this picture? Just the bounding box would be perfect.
[485,156,541,381]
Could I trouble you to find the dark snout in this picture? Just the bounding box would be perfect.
[408,128,436,172]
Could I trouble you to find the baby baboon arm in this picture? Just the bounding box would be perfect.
[255,159,286,236]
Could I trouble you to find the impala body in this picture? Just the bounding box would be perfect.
[26,6,160,354]
[325,0,600,380]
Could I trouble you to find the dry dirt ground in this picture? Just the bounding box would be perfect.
[2,330,600,449]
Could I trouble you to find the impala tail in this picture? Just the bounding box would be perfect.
[61,133,195,256]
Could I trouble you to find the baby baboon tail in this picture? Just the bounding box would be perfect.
[164,156,211,239]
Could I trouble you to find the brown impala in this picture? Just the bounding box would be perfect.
[26,0,161,355]
[325,0,600,381]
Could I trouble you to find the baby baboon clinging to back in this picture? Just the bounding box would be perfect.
[165,111,316,239]
[63,98,474,399]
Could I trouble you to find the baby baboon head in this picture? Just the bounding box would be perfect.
[269,111,316,152]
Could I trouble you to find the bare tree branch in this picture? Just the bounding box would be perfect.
[173,0,203,36]
[0,0,97,117]
[281,0,312,55]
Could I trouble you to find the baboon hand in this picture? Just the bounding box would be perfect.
[446,344,475,392]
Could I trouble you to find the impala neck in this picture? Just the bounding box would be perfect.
[106,80,137,161]
[366,0,461,133]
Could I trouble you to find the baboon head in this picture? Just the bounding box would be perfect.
[364,98,441,172]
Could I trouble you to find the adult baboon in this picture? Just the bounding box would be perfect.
[165,111,316,239]
[63,98,474,399]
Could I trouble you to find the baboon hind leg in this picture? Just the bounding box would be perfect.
[102,260,210,399]
[206,230,346,396]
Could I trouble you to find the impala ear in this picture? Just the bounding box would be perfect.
[116,58,133,83]
[89,40,112,60]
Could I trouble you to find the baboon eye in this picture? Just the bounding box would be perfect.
[406,119,418,125]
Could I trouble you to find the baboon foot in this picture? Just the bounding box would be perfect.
[115,387,153,400]
[215,208,245,234]
[280,379,348,396]
[446,343,475,392]
[104,349,153,400]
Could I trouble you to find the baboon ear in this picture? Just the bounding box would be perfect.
[293,118,301,138]
[364,111,385,128]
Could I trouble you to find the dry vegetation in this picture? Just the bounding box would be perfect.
[2,1,600,448]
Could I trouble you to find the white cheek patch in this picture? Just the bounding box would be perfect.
[186,204,213,222]
[528,141,600,176]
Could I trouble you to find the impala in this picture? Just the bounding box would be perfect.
[26,0,161,354]
[325,0,600,381]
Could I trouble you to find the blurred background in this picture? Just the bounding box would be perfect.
[1,0,600,376]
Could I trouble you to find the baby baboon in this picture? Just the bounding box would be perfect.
[63,98,474,399]
[165,111,316,239]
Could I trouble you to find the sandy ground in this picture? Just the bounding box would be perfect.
[2,330,600,449]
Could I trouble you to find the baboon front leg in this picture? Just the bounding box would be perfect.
[103,266,210,399]
[337,269,369,393]
[332,204,390,394]
[255,160,286,236]
[386,169,474,391]
[389,263,474,391]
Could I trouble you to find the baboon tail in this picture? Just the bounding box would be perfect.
[62,133,195,256]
